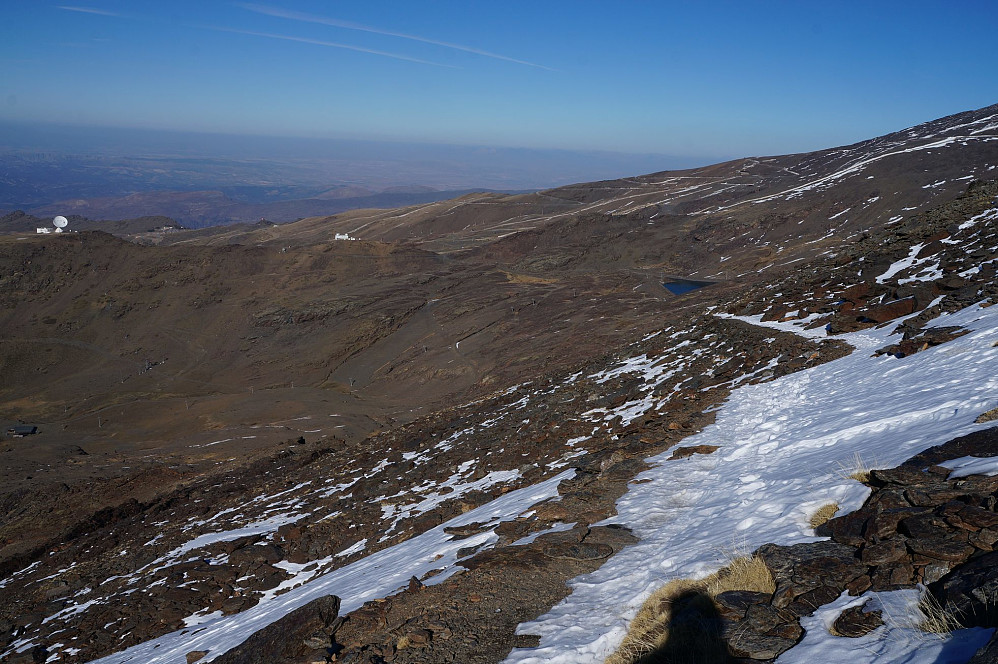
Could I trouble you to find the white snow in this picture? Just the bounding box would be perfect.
[958,207,998,231]
[335,538,368,557]
[378,468,522,536]
[938,455,998,479]
[504,302,998,663]
[715,311,828,339]
[163,513,309,563]
[87,469,574,663]
[779,590,993,664]
[876,243,926,283]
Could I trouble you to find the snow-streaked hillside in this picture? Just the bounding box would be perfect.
[505,303,998,663]
[4,107,998,664]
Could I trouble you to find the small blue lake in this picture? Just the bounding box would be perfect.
[662,279,714,295]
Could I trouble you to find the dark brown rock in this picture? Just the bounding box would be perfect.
[863,507,925,540]
[830,604,884,637]
[845,574,872,596]
[958,506,998,531]
[725,625,800,660]
[866,488,914,511]
[404,628,432,646]
[905,487,971,507]
[541,542,613,560]
[756,542,867,610]
[970,529,998,552]
[931,551,998,627]
[228,543,283,566]
[788,586,846,617]
[870,563,915,590]
[921,562,953,585]
[871,466,929,486]
[860,296,916,324]
[211,594,340,664]
[303,630,331,649]
[512,634,541,648]
[907,535,974,563]
[669,445,720,460]
[816,510,868,547]
[713,590,772,621]
[901,425,998,470]
[859,538,908,565]
[900,514,953,539]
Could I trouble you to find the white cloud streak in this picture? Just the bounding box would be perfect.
[58,6,120,16]
[238,3,555,71]
[203,26,459,68]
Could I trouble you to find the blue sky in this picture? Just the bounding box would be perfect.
[2,1,998,159]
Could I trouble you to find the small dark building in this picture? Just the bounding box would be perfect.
[8,425,38,437]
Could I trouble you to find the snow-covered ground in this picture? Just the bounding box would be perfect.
[84,471,573,664]
[504,302,998,663]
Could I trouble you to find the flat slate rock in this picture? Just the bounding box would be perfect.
[830,604,884,637]
[211,594,341,664]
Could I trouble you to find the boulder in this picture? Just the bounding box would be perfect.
[211,594,341,664]
[756,542,867,611]
[228,543,283,566]
[931,551,998,628]
[830,604,884,637]
[816,510,868,547]
[724,601,803,661]
[860,297,916,324]
[713,590,771,622]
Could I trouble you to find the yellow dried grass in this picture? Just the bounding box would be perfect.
[838,452,876,483]
[607,555,775,664]
[809,502,839,529]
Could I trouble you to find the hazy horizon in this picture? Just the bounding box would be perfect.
[0,120,715,216]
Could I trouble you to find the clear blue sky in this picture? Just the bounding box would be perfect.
[3,1,997,159]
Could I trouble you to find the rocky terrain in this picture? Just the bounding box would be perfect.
[1,103,998,664]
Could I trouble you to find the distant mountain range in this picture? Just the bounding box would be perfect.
[0,123,707,226]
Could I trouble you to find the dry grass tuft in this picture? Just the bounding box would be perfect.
[607,556,775,664]
[975,406,998,424]
[915,590,963,634]
[838,452,876,483]
[809,502,839,529]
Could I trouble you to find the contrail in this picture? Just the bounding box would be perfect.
[203,25,459,68]
[58,6,120,16]
[238,3,555,71]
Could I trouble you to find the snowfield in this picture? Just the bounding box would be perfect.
[504,302,998,663]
